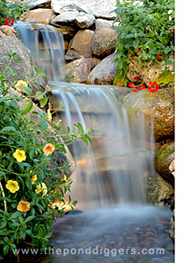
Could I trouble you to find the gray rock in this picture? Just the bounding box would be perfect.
[169,210,175,243]
[86,53,118,85]
[51,0,117,19]
[0,36,47,94]
[92,28,117,57]
[22,0,51,9]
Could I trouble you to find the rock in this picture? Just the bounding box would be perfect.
[51,0,117,19]
[145,172,174,206]
[65,57,100,83]
[121,87,175,141]
[91,28,117,58]
[65,30,94,61]
[50,4,95,29]
[22,0,51,9]
[169,210,175,243]
[95,18,117,29]
[75,12,95,29]
[0,36,47,94]
[155,141,175,183]
[169,159,175,177]
[0,25,20,38]
[22,9,54,24]
[86,53,118,85]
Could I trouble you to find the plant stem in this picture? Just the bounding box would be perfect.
[0,181,7,212]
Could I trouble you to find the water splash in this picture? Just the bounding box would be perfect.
[13,21,65,81]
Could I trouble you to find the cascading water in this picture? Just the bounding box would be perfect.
[14,22,174,263]
[50,81,153,209]
[14,21,65,81]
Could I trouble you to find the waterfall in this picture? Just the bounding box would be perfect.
[50,81,155,209]
[13,21,65,81]
[14,22,155,209]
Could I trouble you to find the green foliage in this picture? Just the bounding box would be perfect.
[0,0,29,26]
[112,0,175,86]
[0,51,91,259]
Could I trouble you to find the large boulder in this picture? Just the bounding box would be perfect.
[0,36,47,94]
[65,57,100,83]
[155,141,175,183]
[65,30,94,61]
[91,28,117,58]
[121,87,174,141]
[22,9,54,24]
[86,53,118,85]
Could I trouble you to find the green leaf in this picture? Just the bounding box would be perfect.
[74,122,84,136]
[3,244,10,256]
[24,215,35,223]
[164,47,171,54]
[0,126,16,133]
[40,97,48,108]
[35,91,43,100]
[18,85,32,95]
[40,118,48,130]
[34,67,40,74]
[21,99,33,115]
[133,39,139,49]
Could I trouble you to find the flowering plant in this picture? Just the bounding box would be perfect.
[0,51,91,260]
[112,0,175,89]
[0,0,29,26]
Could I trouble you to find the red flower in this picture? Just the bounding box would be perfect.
[128,82,134,87]
[119,85,123,87]
[138,84,146,90]
[132,75,140,80]
[3,17,14,26]
[147,82,160,92]
[132,89,137,92]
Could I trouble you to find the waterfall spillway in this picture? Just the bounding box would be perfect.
[15,22,155,209]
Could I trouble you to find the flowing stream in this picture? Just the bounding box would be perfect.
[14,22,174,263]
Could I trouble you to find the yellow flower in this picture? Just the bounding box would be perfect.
[43,143,55,156]
[47,109,52,121]
[35,183,47,197]
[6,180,20,193]
[15,80,28,92]
[17,201,30,212]
[31,175,37,185]
[62,175,67,182]
[13,149,26,162]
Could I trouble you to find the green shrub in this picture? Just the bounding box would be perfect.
[0,50,92,259]
[112,0,175,87]
[0,0,29,26]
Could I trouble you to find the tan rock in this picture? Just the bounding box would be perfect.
[65,30,94,61]
[121,87,175,141]
[0,26,20,38]
[22,9,54,24]
[65,57,100,83]
[155,141,175,183]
